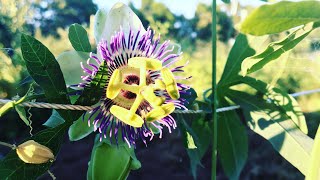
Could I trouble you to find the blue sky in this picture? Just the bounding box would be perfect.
[93,0,265,19]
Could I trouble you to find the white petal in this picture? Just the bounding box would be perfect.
[94,2,146,44]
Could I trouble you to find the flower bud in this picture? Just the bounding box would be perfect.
[16,140,54,164]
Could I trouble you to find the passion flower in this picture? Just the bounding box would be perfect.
[78,3,190,147]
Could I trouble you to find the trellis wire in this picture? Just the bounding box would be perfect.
[0,88,320,113]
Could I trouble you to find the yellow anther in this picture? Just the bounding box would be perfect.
[160,68,180,99]
[107,69,122,99]
[145,103,175,122]
[110,105,144,127]
[153,79,166,90]
[161,103,175,115]
[140,86,165,107]
[16,140,54,164]
[145,106,166,122]
[128,57,162,70]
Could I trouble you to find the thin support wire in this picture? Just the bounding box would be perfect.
[0,88,320,113]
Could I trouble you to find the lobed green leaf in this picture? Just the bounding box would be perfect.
[219,33,267,87]
[241,23,315,76]
[306,125,320,180]
[240,1,320,35]
[227,90,313,175]
[240,77,308,134]
[217,98,248,180]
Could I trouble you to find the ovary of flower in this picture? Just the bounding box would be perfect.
[106,69,139,99]
[108,57,178,127]
[140,86,165,107]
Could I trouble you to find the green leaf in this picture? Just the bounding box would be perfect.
[227,90,314,175]
[87,136,100,180]
[91,142,131,180]
[21,34,69,105]
[240,1,320,35]
[0,123,70,179]
[14,106,30,126]
[21,34,74,122]
[241,24,315,76]
[57,51,91,86]
[219,34,267,87]
[68,23,91,52]
[68,113,95,141]
[43,110,65,128]
[218,98,248,180]
[306,125,320,180]
[124,145,141,170]
[221,0,230,3]
[241,77,308,134]
[179,115,212,178]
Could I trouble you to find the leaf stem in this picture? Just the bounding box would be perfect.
[0,141,16,149]
[211,0,218,180]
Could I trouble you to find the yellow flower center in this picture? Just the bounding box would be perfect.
[107,57,180,127]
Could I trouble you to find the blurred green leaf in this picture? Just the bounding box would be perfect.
[221,0,230,4]
[179,114,212,178]
[218,98,248,180]
[91,142,131,180]
[14,106,30,126]
[57,51,91,86]
[68,23,91,52]
[227,90,314,175]
[306,125,320,180]
[68,113,95,141]
[241,24,314,76]
[241,77,308,134]
[43,110,65,128]
[0,123,70,179]
[219,34,267,87]
[240,1,320,35]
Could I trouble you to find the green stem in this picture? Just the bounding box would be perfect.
[0,141,16,149]
[211,0,217,180]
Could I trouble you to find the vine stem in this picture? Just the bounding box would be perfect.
[211,0,218,180]
[0,141,16,149]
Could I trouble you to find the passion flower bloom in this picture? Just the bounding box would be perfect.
[77,3,190,147]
